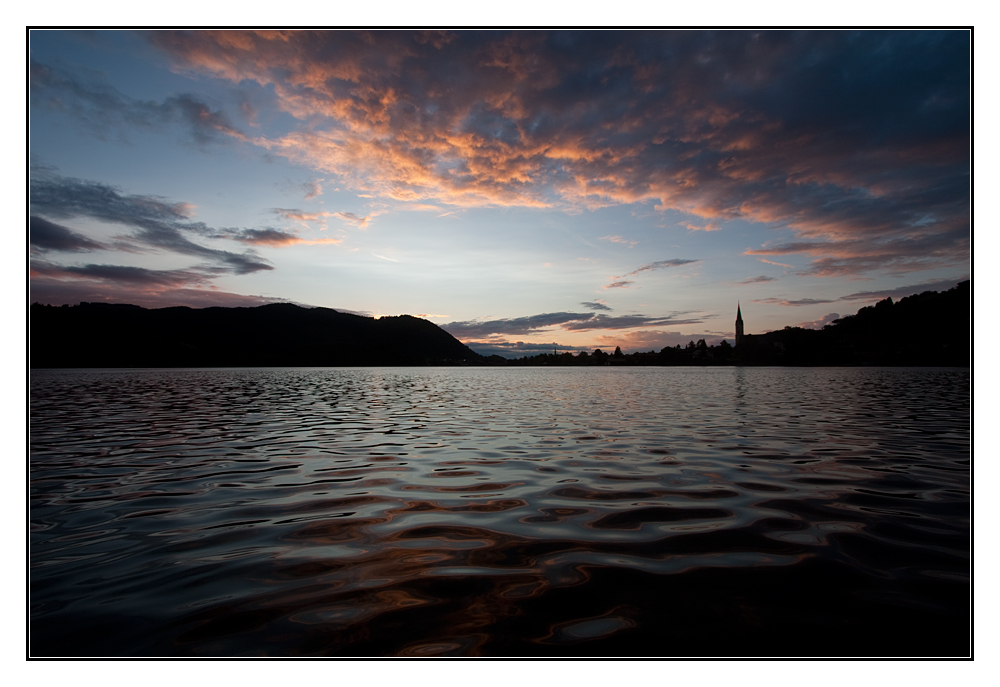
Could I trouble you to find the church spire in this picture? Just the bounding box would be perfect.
[735,302,744,346]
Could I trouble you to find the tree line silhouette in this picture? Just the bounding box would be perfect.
[30,280,968,368]
[504,280,970,367]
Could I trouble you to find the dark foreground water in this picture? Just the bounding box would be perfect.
[30,367,970,657]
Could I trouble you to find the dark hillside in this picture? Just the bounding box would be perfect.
[737,280,970,366]
[29,302,484,368]
[501,280,970,367]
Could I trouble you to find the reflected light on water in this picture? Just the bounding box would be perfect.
[30,366,969,656]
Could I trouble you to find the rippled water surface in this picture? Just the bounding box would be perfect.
[30,367,970,656]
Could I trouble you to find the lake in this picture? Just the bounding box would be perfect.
[29,366,970,657]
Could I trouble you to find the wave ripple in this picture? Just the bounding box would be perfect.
[30,367,970,656]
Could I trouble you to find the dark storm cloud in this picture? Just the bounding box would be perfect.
[30,171,272,274]
[150,30,969,277]
[30,216,107,252]
[30,60,246,144]
[581,301,612,311]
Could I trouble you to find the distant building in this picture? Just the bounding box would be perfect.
[735,303,744,346]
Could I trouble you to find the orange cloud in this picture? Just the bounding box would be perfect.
[147,31,969,278]
[298,237,343,245]
[600,235,638,247]
[272,209,336,222]
[231,229,342,247]
[680,221,721,232]
[757,257,795,268]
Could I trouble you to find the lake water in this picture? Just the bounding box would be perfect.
[29,366,970,657]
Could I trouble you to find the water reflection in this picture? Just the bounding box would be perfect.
[30,367,969,656]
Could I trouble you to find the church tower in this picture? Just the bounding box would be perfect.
[735,303,744,346]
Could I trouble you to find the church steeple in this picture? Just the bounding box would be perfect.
[735,303,744,346]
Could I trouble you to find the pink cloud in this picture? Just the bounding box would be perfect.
[680,221,721,232]
[798,312,841,329]
[146,31,968,278]
[594,329,708,353]
[600,235,638,247]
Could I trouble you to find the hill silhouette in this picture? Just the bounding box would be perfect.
[30,302,484,368]
[736,280,970,366]
[30,280,969,368]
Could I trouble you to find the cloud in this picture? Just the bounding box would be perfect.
[442,310,704,339]
[23,171,346,308]
[442,312,595,338]
[30,170,273,275]
[270,207,375,231]
[798,313,841,329]
[754,297,837,307]
[745,229,969,277]
[464,340,581,358]
[837,277,968,302]
[31,260,211,289]
[754,277,967,307]
[30,60,246,145]
[758,258,795,268]
[581,301,612,311]
[617,259,699,278]
[680,221,721,232]
[28,256,320,310]
[272,208,335,222]
[146,30,969,277]
[604,281,634,289]
[303,179,324,199]
[225,228,301,246]
[29,278,289,309]
[30,216,107,252]
[224,227,343,247]
[335,211,372,228]
[739,275,777,284]
[561,313,705,331]
[594,329,712,353]
[600,235,637,248]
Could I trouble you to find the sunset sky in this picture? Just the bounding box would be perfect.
[29,30,970,356]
